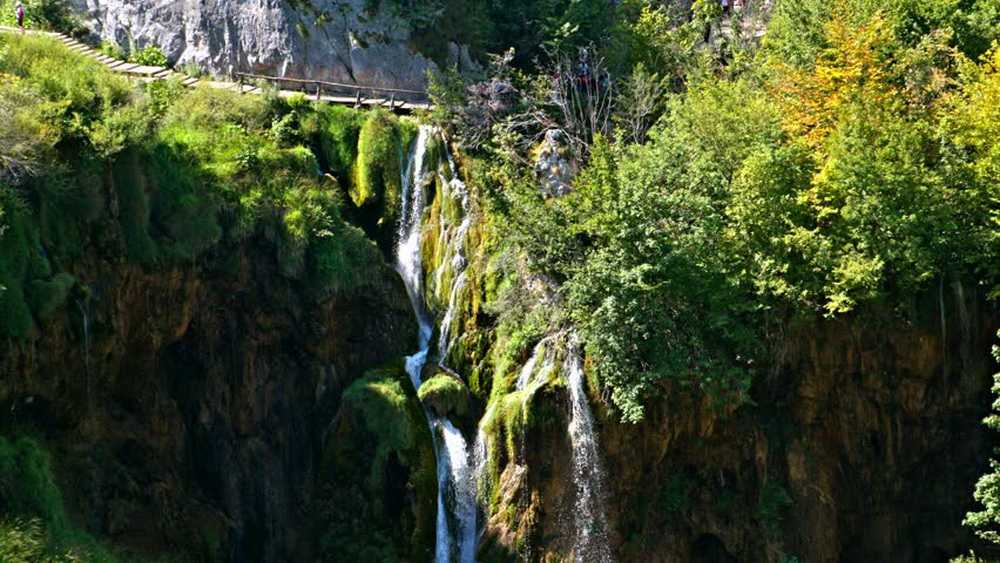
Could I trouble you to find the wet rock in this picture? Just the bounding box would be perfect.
[0,242,415,560]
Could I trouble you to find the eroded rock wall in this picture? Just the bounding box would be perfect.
[0,238,415,560]
[482,281,999,562]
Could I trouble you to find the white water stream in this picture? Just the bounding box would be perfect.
[564,334,612,563]
[396,125,477,563]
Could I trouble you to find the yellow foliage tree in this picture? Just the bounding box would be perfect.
[774,7,899,148]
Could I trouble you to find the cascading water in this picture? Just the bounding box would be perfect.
[564,334,612,563]
[438,418,478,563]
[438,271,468,360]
[396,125,477,563]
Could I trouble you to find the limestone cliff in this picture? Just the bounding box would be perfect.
[68,0,477,94]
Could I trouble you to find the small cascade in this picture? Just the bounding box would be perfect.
[396,124,477,563]
[77,300,92,406]
[437,419,478,563]
[438,271,468,360]
[564,334,612,563]
[471,428,490,498]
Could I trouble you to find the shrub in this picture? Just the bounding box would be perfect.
[0,437,66,527]
[131,44,168,67]
[27,272,74,321]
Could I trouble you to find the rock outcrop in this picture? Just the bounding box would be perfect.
[69,0,477,95]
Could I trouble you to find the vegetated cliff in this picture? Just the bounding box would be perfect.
[396,130,1000,560]
[68,0,477,93]
[471,280,999,562]
[0,32,441,561]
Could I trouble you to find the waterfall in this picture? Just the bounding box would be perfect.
[438,271,468,360]
[437,419,478,563]
[397,126,433,345]
[433,147,474,361]
[396,124,477,563]
[564,334,612,563]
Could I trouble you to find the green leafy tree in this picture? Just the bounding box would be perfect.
[964,334,1000,543]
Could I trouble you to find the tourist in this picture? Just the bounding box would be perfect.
[15,1,25,33]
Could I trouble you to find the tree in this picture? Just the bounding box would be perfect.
[964,333,1000,543]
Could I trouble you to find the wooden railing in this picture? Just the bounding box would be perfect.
[234,71,432,111]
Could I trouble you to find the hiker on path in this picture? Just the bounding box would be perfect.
[15,2,25,33]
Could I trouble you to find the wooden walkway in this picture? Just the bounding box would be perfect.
[0,26,432,112]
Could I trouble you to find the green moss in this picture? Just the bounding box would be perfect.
[317,362,436,562]
[343,364,415,461]
[353,110,402,211]
[308,105,361,191]
[0,204,37,338]
[417,371,471,418]
[27,272,75,321]
[112,151,158,264]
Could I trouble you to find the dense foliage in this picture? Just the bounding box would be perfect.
[434,0,1000,421]
[0,33,411,338]
[965,333,1000,544]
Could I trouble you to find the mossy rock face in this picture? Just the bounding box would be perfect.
[316,362,437,562]
[418,367,472,419]
[27,273,76,321]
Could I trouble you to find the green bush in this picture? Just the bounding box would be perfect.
[27,272,74,321]
[0,437,66,527]
[131,44,168,67]
[0,437,120,562]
